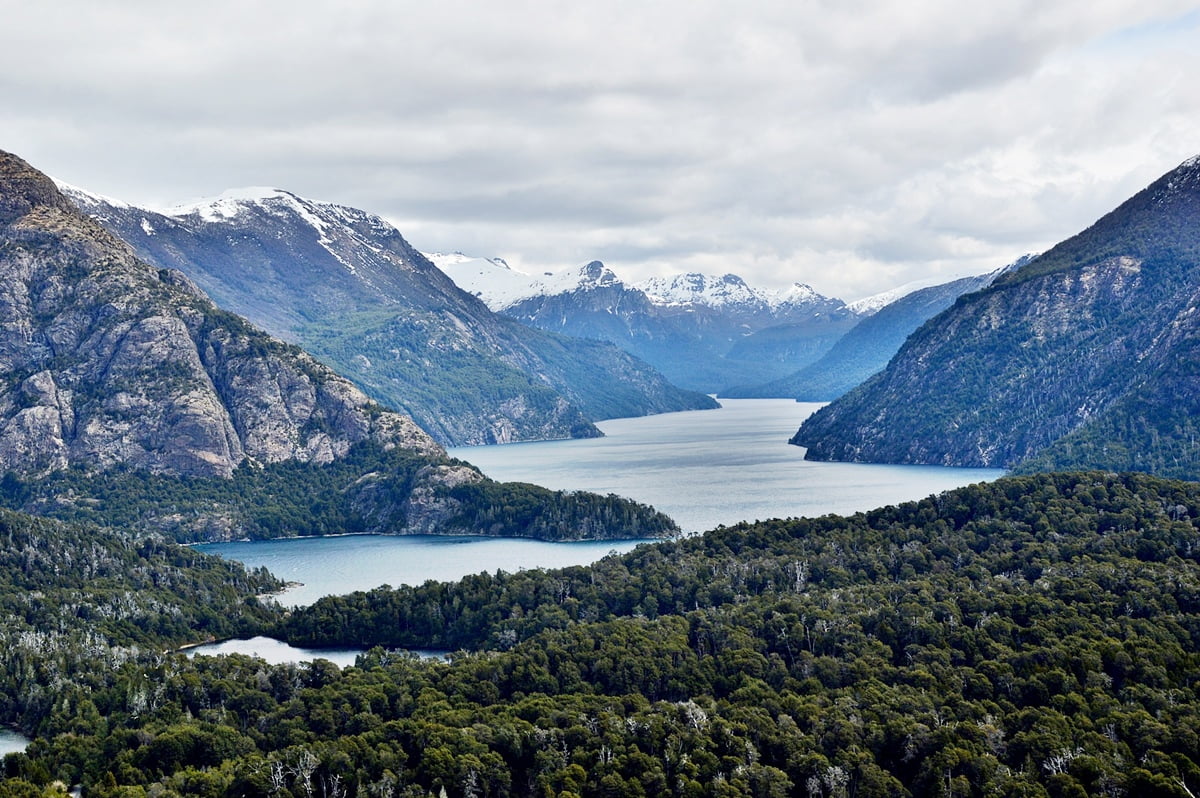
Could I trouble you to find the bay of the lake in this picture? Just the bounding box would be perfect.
[0,728,30,756]
[198,535,643,607]
[203,399,1003,606]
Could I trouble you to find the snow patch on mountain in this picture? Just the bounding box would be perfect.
[431,252,543,309]
[636,273,827,311]
[51,179,132,210]
[638,273,757,308]
[848,256,1035,316]
[847,278,947,316]
[165,187,290,223]
[160,187,376,276]
[435,256,628,310]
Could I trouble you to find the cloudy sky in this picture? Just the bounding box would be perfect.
[3,1,1198,300]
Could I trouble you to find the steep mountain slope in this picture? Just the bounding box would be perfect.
[62,187,714,446]
[445,259,859,392]
[793,155,1200,479]
[1,155,437,479]
[0,150,677,541]
[725,268,1008,399]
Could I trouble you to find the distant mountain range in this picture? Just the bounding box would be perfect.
[441,254,1010,400]
[724,258,1034,400]
[795,154,1200,480]
[60,185,716,446]
[0,149,677,541]
[440,257,862,393]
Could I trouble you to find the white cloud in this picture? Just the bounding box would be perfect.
[2,0,1198,300]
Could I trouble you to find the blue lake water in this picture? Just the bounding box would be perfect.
[199,535,645,607]
[0,728,30,756]
[450,399,1003,533]
[203,399,1003,606]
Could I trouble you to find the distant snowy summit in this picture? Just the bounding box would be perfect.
[434,255,842,318]
[845,255,1038,316]
[434,252,1003,322]
[430,255,627,311]
[434,256,863,393]
[638,272,825,314]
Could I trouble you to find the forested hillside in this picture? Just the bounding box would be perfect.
[0,507,282,738]
[5,472,1200,797]
[794,155,1200,479]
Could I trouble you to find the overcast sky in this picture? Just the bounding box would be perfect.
[3,1,1198,300]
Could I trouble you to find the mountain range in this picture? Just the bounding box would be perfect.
[795,154,1200,480]
[60,185,715,446]
[724,258,1034,400]
[0,149,676,541]
[441,254,1013,400]
[441,257,862,392]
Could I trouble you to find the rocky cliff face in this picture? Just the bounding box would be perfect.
[794,155,1200,479]
[0,150,439,479]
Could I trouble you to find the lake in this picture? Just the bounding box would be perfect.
[449,399,1004,533]
[0,728,30,756]
[184,635,366,667]
[199,535,645,607]
[182,636,449,667]
[203,399,1003,605]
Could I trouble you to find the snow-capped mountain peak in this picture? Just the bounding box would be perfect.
[636,273,758,308]
[434,257,628,311]
[570,261,622,289]
[430,253,542,309]
[636,272,836,312]
[132,186,413,281]
[51,179,132,211]
[776,282,821,306]
[847,277,949,316]
[425,251,512,270]
[846,256,1034,317]
[164,187,316,225]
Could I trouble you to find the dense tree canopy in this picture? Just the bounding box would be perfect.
[4,472,1200,797]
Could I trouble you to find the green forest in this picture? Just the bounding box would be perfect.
[3,472,1200,797]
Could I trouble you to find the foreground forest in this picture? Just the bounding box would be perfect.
[3,472,1200,797]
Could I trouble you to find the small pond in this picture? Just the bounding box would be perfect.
[184,635,446,667]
